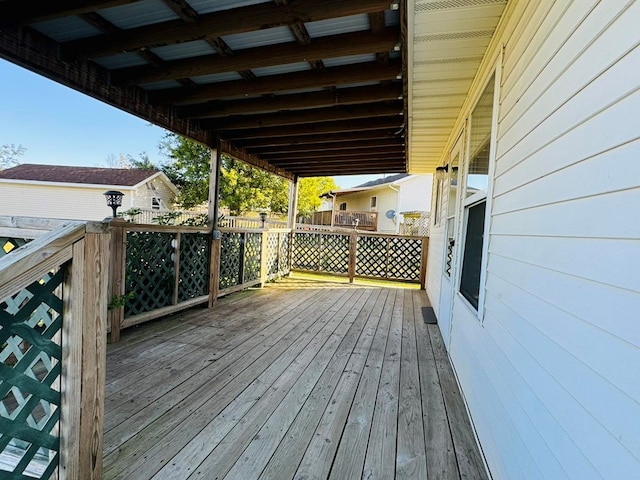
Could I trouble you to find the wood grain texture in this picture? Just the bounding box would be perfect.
[103,280,486,480]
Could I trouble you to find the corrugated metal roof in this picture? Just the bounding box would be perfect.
[98,0,178,29]
[94,53,149,70]
[305,14,370,38]
[222,26,295,51]
[252,62,311,78]
[191,71,244,85]
[189,0,270,15]
[151,41,216,62]
[30,17,101,42]
[140,80,184,91]
[324,54,377,68]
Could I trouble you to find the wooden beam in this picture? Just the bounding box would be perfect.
[0,0,137,26]
[263,146,404,161]
[272,153,406,165]
[150,62,401,105]
[297,166,404,177]
[248,138,404,154]
[219,116,404,140]
[63,0,393,59]
[161,0,199,22]
[202,101,403,131]
[219,140,295,181]
[237,129,403,148]
[177,84,403,119]
[113,30,398,85]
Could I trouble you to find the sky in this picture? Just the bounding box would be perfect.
[0,59,385,189]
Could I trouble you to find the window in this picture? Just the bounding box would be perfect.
[459,73,495,313]
[339,202,347,211]
[370,196,377,211]
[151,197,161,210]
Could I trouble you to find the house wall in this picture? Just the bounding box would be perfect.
[132,177,175,210]
[0,183,133,220]
[336,187,398,232]
[424,1,640,479]
[396,175,433,215]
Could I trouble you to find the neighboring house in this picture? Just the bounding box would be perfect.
[418,2,640,479]
[0,164,177,221]
[319,173,433,233]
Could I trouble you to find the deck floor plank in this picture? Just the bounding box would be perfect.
[104,280,487,480]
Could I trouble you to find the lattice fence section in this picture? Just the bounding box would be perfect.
[178,233,210,303]
[356,235,422,281]
[0,238,30,259]
[0,268,64,479]
[265,232,290,279]
[219,232,242,290]
[243,233,262,283]
[292,232,349,274]
[292,232,321,271]
[125,231,175,316]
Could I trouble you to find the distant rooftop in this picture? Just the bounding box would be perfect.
[354,173,409,188]
[0,164,159,186]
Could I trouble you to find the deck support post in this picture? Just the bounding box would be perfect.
[287,176,299,229]
[420,237,429,290]
[208,141,222,306]
[107,218,127,343]
[260,230,269,287]
[348,231,357,283]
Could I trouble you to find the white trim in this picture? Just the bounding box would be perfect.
[0,178,137,190]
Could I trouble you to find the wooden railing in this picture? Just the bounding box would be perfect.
[292,230,428,286]
[0,222,110,479]
[107,220,292,342]
[333,210,378,231]
[218,216,288,229]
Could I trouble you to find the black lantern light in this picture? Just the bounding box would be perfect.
[103,190,124,218]
[259,212,268,228]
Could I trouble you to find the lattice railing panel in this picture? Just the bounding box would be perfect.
[0,238,30,259]
[243,233,262,283]
[387,237,422,280]
[0,268,64,479]
[178,234,210,303]
[266,233,280,277]
[125,231,175,316]
[356,236,388,277]
[277,233,290,277]
[292,232,321,271]
[319,234,349,274]
[220,232,242,290]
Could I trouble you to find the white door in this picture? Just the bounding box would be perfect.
[437,135,463,348]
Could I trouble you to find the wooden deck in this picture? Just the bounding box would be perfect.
[103,278,488,480]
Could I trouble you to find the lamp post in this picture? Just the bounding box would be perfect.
[103,190,124,218]
[259,212,268,228]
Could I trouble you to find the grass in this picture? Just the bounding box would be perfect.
[289,270,420,289]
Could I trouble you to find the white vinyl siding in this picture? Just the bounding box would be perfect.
[430,0,640,479]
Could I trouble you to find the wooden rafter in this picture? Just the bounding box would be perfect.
[0,0,136,26]
[249,138,404,154]
[112,30,398,85]
[237,130,403,148]
[62,0,393,59]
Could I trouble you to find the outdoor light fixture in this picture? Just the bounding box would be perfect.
[259,212,268,227]
[436,165,448,180]
[103,190,124,218]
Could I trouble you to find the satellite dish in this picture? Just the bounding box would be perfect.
[385,209,396,219]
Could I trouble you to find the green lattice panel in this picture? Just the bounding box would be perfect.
[243,233,262,283]
[319,234,349,274]
[356,236,388,277]
[0,238,30,259]
[387,237,422,280]
[178,234,210,303]
[292,233,321,271]
[219,232,242,289]
[125,231,175,316]
[0,269,64,479]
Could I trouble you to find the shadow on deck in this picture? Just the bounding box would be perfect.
[103,278,488,480]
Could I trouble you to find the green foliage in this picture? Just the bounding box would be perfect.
[179,213,209,227]
[152,211,181,225]
[0,144,26,169]
[119,207,142,222]
[108,292,134,310]
[297,177,339,216]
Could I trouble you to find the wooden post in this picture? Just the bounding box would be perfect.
[260,230,269,287]
[107,218,126,343]
[208,237,221,307]
[420,237,429,290]
[287,176,299,229]
[208,145,222,227]
[61,228,110,479]
[348,231,357,283]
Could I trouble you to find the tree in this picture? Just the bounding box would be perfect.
[297,177,339,217]
[0,144,26,169]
